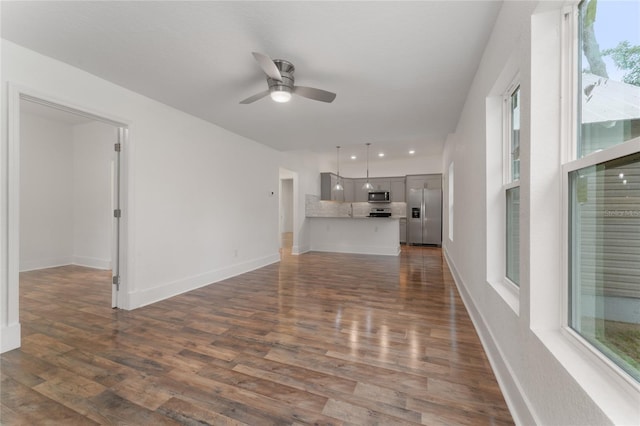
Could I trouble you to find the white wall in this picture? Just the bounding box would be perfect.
[2,40,283,352]
[20,113,114,272]
[72,121,116,269]
[322,153,443,178]
[442,1,638,425]
[19,113,74,271]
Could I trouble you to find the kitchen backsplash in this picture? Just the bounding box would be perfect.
[305,194,406,218]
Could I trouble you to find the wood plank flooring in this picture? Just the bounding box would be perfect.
[1,241,513,425]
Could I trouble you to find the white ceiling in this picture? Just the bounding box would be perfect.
[2,1,502,164]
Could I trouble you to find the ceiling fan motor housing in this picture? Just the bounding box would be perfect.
[240,52,335,104]
[268,59,295,94]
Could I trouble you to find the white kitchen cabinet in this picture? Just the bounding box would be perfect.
[399,218,407,243]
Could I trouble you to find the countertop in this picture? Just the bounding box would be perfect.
[306,215,406,219]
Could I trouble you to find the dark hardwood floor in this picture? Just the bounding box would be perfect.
[1,238,513,425]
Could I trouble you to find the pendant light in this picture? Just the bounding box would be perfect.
[363,143,374,191]
[334,146,344,191]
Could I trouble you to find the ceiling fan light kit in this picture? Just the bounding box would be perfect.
[267,58,294,103]
[240,52,336,104]
[270,88,292,103]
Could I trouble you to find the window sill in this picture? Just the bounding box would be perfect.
[533,328,640,424]
[487,278,520,315]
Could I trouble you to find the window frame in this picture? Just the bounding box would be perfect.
[562,137,640,389]
[485,61,520,315]
[561,1,640,388]
[503,82,522,186]
[448,161,454,242]
[503,80,521,288]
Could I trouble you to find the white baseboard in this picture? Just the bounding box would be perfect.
[1,322,21,353]
[19,256,111,272]
[19,256,74,272]
[127,253,281,309]
[291,244,310,255]
[443,248,537,426]
[72,256,111,270]
[310,243,400,256]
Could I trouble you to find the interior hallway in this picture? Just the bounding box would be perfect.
[1,244,513,425]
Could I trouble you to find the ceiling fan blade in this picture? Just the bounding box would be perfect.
[293,86,336,103]
[239,90,270,104]
[252,52,282,82]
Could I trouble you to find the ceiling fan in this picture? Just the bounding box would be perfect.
[240,52,336,104]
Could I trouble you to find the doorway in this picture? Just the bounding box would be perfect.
[279,178,293,251]
[2,86,128,352]
[19,99,121,304]
[279,168,296,255]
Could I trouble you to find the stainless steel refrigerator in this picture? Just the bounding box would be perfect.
[407,188,442,246]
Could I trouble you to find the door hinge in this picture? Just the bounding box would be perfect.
[114,142,122,152]
[112,275,120,290]
[114,209,122,218]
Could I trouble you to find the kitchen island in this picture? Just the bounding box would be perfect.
[308,216,401,256]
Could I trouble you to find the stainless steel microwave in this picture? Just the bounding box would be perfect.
[368,191,390,203]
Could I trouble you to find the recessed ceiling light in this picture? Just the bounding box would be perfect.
[378,152,385,157]
[351,155,357,160]
[409,150,415,155]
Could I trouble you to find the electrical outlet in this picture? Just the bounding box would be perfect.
[234,249,238,258]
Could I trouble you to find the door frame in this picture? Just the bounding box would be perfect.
[278,168,298,254]
[3,83,130,352]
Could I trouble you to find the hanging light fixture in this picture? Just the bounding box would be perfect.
[334,146,344,191]
[363,143,374,191]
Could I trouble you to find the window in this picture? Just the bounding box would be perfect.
[577,1,640,157]
[485,60,520,312]
[568,0,640,382]
[505,85,521,286]
[448,162,454,242]
[510,87,521,181]
[506,186,520,284]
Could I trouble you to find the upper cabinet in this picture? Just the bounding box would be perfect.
[322,172,407,203]
[353,178,369,202]
[368,178,391,192]
[342,179,355,202]
[354,178,390,202]
[321,172,354,201]
[320,172,335,200]
[390,178,406,202]
[406,174,442,191]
